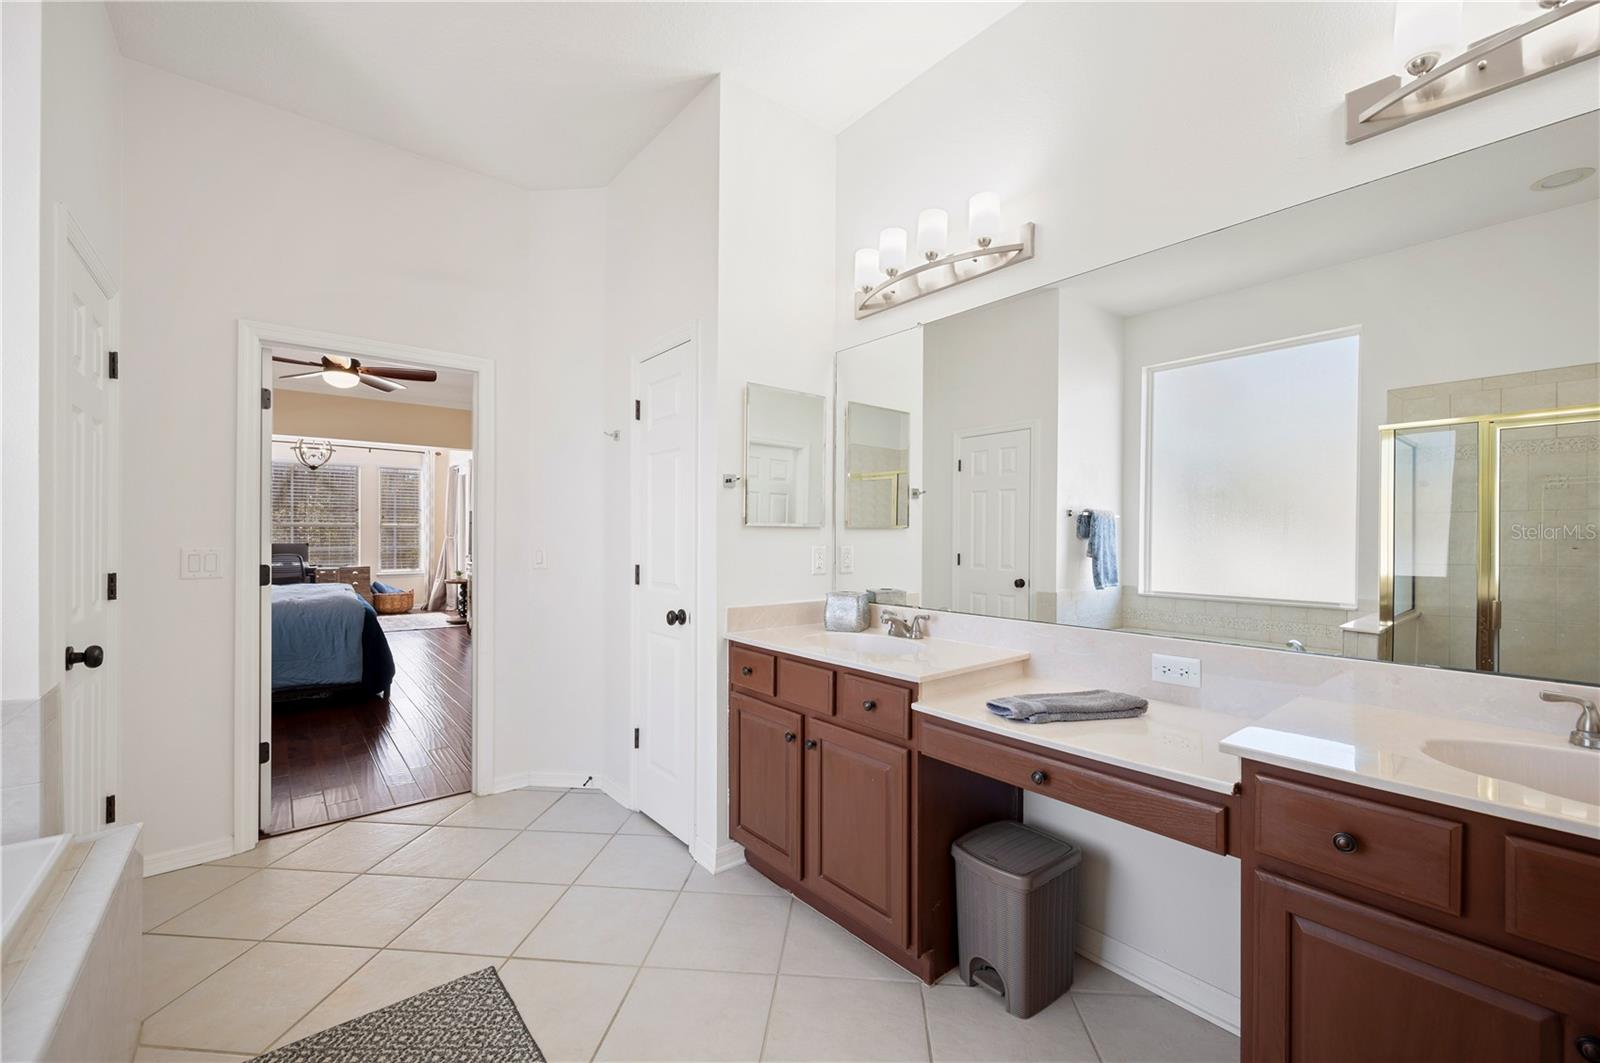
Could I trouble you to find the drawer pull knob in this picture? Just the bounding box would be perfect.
[863,699,877,711]
[804,739,818,750]
[1030,770,1048,785]
[1576,1036,1600,1062]
[740,666,753,677]
[784,732,796,743]
[1331,832,1359,854]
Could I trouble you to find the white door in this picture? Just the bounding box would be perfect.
[55,225,119,834]
[746,441,802,525]
[953,427,1031,618]
[634,341,697,843]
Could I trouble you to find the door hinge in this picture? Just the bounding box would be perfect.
[956,458,962,472]
[261,387,272,411]
[956,552,962,566]
[633,727,640,750]
[107,572,118,601]
[634,564,640,586]
[260,564,270,587]
[260,741,271,765]
[634,399,641,421]
[104,794,116,824]
[108,351,119,380]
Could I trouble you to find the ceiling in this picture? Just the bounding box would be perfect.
[108,1,1019,190]
[269,347,476,410]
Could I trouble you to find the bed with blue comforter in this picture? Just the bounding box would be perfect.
[271,583,396,698]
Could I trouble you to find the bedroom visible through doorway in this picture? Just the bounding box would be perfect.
[261,345,478,835]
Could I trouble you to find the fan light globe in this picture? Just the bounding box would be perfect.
[323,368,361,389]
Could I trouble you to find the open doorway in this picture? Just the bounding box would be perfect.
[233,322,495,851]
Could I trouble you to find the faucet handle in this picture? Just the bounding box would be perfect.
[1543,690,1600,749]
[1541,690,1597,712]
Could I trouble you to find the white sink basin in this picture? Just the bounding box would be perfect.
[798,631,925,657]
[1421,738,1600,805]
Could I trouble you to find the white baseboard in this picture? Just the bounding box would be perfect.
[496,771,595,793]
[142,835,235,876]
[594,776,633,810]
[690,837,745,873]
[1075,922,1240,1035]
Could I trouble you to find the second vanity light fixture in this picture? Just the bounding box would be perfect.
[853,191,1035,319]
[1347,0,1599,142]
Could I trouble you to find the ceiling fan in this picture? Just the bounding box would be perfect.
[271,353,438,393]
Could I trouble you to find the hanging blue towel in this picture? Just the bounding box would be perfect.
[1075,510,1119,591]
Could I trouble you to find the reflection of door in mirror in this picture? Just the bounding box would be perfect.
[747,442,802,525]
[743,384,827,528]
[953,427,1031,618]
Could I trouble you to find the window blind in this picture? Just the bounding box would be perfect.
[270,462,359,567]
[380,466,423,571]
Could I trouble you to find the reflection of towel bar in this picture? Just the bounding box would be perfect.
[1065,508,1120,518]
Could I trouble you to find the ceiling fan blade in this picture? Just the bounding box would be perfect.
[360,375,405,393]
[278,370,325,380]
[271,355,323,367]
[360,366,437,382]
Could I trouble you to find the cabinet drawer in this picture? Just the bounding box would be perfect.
[919,720,1228,853]
[1254,775,1463,914]
[730,646,776,697]
[776,657,834,716]
[836,673,911,740]
[1505,836,1600,962]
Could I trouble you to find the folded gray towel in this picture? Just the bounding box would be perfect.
[987,690,1148,724]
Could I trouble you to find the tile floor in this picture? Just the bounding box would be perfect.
[136,788,1240,1062]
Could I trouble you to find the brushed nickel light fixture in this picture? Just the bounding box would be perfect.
[854,191,1035,319]
[1347,0,1599,143]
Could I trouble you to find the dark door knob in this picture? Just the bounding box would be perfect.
[804,739,818,750]
[1014,578,1027,588]
[665,609,688,626]
[862,700,877,712]
[674,609,688,625]
[1030,770,1048,785]
[784,732,796,743]
[65,645,104,671]
[1331,832,1359,854]
[1575,1035,1600,1062]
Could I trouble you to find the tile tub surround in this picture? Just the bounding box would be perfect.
[726,624,1030,684]
[131,786,1229,1061]
[1220,699,1600,839]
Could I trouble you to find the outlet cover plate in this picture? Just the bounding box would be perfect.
[838,545,855,574]
[809,545,827,576]
[1152,653,1201,688]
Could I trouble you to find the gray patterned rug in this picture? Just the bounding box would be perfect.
[378,610,455,632]
[250,967,544,1062]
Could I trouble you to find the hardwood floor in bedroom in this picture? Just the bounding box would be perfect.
[267,625,472,835]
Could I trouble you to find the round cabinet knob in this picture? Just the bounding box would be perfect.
[1331,832,1359,854]
[1030,770,1048,785]
[1575,1036,1600,1062]
[862,700,877,712]
[784,732,796,743]
[804,739,818,750]
[740,666,753,677]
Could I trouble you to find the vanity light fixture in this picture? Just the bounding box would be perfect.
[1348,0,1599,143]
[854,191,1035,319]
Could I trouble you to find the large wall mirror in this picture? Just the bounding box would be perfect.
[745,383,827,527]
[834,113,1599,686]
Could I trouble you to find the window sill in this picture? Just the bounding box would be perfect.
[377,569,425,577]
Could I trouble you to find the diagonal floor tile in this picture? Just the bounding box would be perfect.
[645,892,790,974]
[595,968,773,1062]
[140,935,254,1018]
[470,830,609,884]
[497,959,636,1063]
[272,949,491,1048]
[134,1047,250,1061]
[527,791,630,834]
[268,874,456,948]
[1072,991,1239,1062]
[1071,956,1152,995]
[142,867,258,931]
[577,834,694,890]
[208,825,334,868]
[139,941,373,1055]
[765,975,930,1061]
[780,902,918,982]
[439,789,563,829]
[922,982,1099,1061]
[515,885,676,966]
[617,811,670,837]
[367,825,517,878]
[154,869,354,940]
[359,793,473,825]
[389,880,563,956]
[268,822,427,873]
[683,862,788,897]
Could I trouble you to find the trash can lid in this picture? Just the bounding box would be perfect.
[952,821,1081,891]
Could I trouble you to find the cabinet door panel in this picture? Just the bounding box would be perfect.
[730,693,803,880]
[804,717,909,948]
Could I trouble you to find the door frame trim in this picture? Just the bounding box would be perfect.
[232,319,497,853]
[949,420,1039,619]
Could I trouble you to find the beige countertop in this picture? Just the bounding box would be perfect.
[727,625,1030,683]
[1220,699,1599,839]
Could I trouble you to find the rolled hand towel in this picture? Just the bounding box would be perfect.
[987,690,1148,724]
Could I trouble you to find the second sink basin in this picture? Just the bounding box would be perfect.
[1420,738,1599,805]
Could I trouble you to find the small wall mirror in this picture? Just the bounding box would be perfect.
[844,401,911,530]
[744,384,827,528]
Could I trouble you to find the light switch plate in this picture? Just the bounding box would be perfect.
[838,545,855,574]
[809,545,828,576]
[180,546,223,580]
[1151,653,1201,688]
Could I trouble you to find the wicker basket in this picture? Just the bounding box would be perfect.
[372,589,415,615]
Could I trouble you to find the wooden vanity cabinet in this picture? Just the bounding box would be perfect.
[729,693,803,880]
[1242,761,1600,1063]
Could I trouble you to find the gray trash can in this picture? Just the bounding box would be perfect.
[952,821,1081,1019]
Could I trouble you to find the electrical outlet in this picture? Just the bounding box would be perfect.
[838,545,855,574]
[1152,653,1201,688]
[809,545,828,576]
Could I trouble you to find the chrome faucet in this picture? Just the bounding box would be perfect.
[882,610,930,640]
[1542,690,1600,750]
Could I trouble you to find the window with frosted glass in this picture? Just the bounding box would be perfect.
[1144,332,1360,606]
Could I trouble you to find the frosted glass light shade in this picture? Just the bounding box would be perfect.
[854,247,881,291]
[878,227,908,275]
[968,192,1001,246]
[323,368,360,389]
[916,208,948,260]
[1393,1,1463,76]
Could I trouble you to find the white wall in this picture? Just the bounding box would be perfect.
[119,60,607,865]
[834,2,1599,349]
